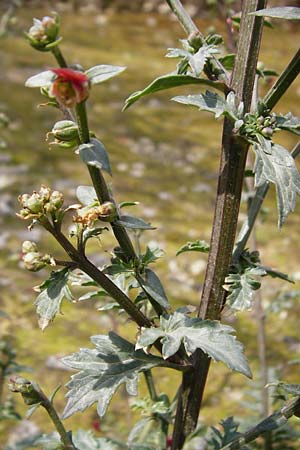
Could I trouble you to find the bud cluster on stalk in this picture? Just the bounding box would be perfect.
[9,377,42,406]
[234,112,277,140]
[21,240,55,272]
[26,14,61,52]
[17,185,64,221]
[74,202,117,227]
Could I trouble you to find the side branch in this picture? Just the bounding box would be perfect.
[220,397,300,450]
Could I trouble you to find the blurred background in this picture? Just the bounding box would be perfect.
[1,0,300,448]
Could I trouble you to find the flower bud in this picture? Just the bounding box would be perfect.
[26,193,44,214]
[26,14,60,52]
[23,252,46,272]
[262,127,273,138]
[49,190,64,209]
[39,185,51,202]
[22,241,38,254]
[51,120,79,142]
[97,202,117,222]
[188,31,202,50]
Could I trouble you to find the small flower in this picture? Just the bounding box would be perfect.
[22,241,38,254]
[17,186,64,220]
[50,68,90,108]
[26,14,61,52]
[74,202,117,227]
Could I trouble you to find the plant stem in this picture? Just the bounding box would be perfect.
[264,48,300,111]
[233,141,300,262]
[43,220,153,328]
[144,370,158,401]
[41,394,75,450]
[220,396,300,450]
[166,0,229,83]
[171,2,267,448]
[51,46,68,68]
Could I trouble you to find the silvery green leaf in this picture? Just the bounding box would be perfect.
[76,185,98,206]
[250,7,300,20]
[173,90,239,120]
[223,267,266,311]
[140,268,170,309]
[136,312,251,377]
[32,433,62,450]
[275,113,300,135]
[73,429,122,450]
[35,268,71,330]
[25,70,54,88]
[253,143,300,226]
[79,138,112,175]
[166,48,190,58]
[85,65,126,85]
[128,417,167,450]
[189,45,219,77]
[176,239,210,256]
[123,75,226,110]
[115,215,156,230]
[62,332,164,419]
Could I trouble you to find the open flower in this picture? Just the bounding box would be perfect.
[49,68,90,108]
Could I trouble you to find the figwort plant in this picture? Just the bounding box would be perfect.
[6,2,300,450]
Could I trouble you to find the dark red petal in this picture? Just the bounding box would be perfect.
[51,68,89,84]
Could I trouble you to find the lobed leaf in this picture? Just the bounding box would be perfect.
[123,74,226,110]
[79,138,112,175]
[176,239,210,256]
[62,332,164,419]
[136,312,251,378]
[275,113,300,135]
[250,7,300,20]
[172,90,240,121]
[34,268,72,330]
[223,267,266,311]
[85,64,126,85]
[253,143,300,227]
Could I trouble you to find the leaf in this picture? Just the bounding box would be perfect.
[119,201,139,209]
[85,65,126,85]
[260,266,294,283]
[73,429,122,449]
[128,417,167,450]
[223,267,266,311]
[34,268,71,330]
[25,70,54,88]
[189,45,219,77]
[275,113,300,135]
[219,54,235,70]
[123,74,226,110]
[172,90,239,120]
[176,239,210,256]
[79,138,112,175]
[140,268,170,310]
[250,7,300,20]
[115,215,156,230]
[136,312,251,378]
[207,417,249,450]
[141,245,164,266]
[31,432,62,450]
[76,185,98,206]
[62,332,165,419]
[274,382,300,397]
[253,143,300,227]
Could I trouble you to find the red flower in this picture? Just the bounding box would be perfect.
[50,68,89,108]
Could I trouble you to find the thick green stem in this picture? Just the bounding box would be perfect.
[220,397,300,450]
[171,2,267,448]
[264,48,300,111]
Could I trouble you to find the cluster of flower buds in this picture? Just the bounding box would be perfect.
[26,14,61,52]
[21,240,55,272]
[46,120,80,150]
[17,186,64,220]
[237,112,277,139]
[74,202,117,227]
